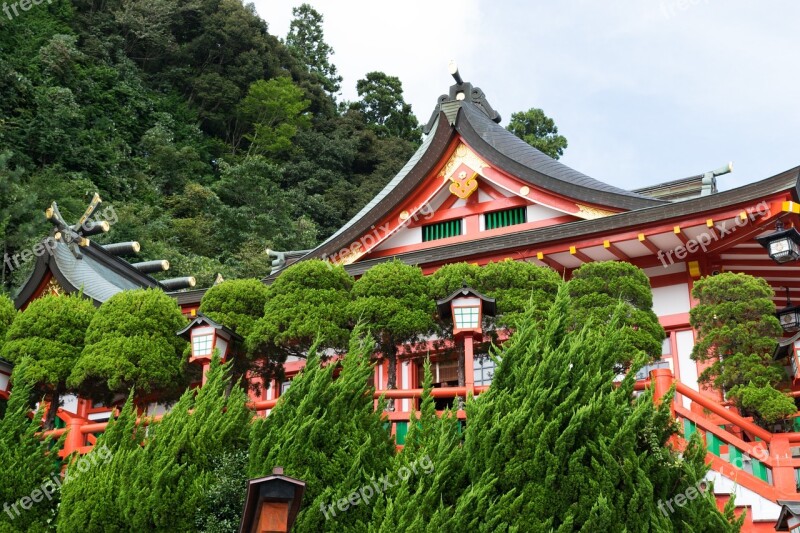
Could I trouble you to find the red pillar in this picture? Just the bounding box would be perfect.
[463,334,475,394]
[651,368,674,414]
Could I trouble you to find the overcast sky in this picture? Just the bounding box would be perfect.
[251,1,800,192]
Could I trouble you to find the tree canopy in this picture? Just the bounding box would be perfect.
[568,261,665,368]
[506,107,568,159]
[0,363,62,533]
[0,0,418,293]
[1,292,95,428]
[247,259,353,363]
[286,3,342,95]
[68,289,187,403]
[248,326,395,531]
[690,272,793,425]
[352,72,421,144]
[349,259,434,398]
[57,357,251,532]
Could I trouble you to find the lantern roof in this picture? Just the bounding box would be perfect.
[176,312,243,343]
[773,331,800,360]
[239,467,306,533]
[436,285,496,319]
[755,223,800,250]
[775,500,800,530]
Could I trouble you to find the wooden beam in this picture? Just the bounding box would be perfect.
[673,226,690,246]
[569,246,593,264]
[603,240,629,261]
[720,259,782,268]
[638,233,661,255]
[724,267,800,279]
[536,252,565,272]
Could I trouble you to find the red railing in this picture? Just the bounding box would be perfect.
[652,369,800,500]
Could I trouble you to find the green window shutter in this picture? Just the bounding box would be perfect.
[706,431,722,456]
[729,446,743,468]
[485,206,527,231]
[422,219,463,242]
[683,419,696,440]
[395,422,408,445]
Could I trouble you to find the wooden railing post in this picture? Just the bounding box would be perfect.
[62,413,87,458]
[650,368,675,414]
[770,434,797,494]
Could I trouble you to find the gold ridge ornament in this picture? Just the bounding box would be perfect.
[449,170,479,199]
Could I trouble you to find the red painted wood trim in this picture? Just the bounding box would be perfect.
[367,215,575,260]
[603,240,630,261]
[406,195,529,228]
[658,312,691,329]
[649,272,690,289]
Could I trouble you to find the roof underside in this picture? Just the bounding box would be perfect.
[337,165,800,276]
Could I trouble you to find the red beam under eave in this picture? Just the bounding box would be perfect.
[569,246,593,264]
[603,240,630,261]
[673,226,691,246]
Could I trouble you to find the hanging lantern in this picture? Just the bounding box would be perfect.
[777,287,800,333]
[436,285,496,336]
[177,313,242,364]
[757,220,800,264]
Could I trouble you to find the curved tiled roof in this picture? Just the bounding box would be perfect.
[456,103,663,210]
[14,238,163,308]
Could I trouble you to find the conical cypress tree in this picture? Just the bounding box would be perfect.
[0,362,62,533]
[248,325,395,532]
[440,285,741,532]
[57,357,251,532]
[366,358,468,532]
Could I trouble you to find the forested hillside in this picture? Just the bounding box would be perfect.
[0,1,420,291]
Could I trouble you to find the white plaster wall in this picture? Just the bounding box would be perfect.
[526,204,564,222]
[61,394,79,415]
[706,470,782,521]
[651,283,691,317]
[373,226,422,252]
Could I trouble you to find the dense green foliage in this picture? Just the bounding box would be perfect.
[0,364,62,533]
[690,272,794,425]
[68,289,187,403]
[351,72,421,143]
[568,261,665,368]
[1,293,95,428]
[428,259,561,330]
[198,278,270,339]
[57,357,251,532]
[368,358,467,531]
[0,0,417,292]
[248,326,395,532]
[349,260,434,397]
[248,260,353,362]
[0,294,17,348]
[441,285,740,531]
[506,107,568,160]
[286,4,342,95]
